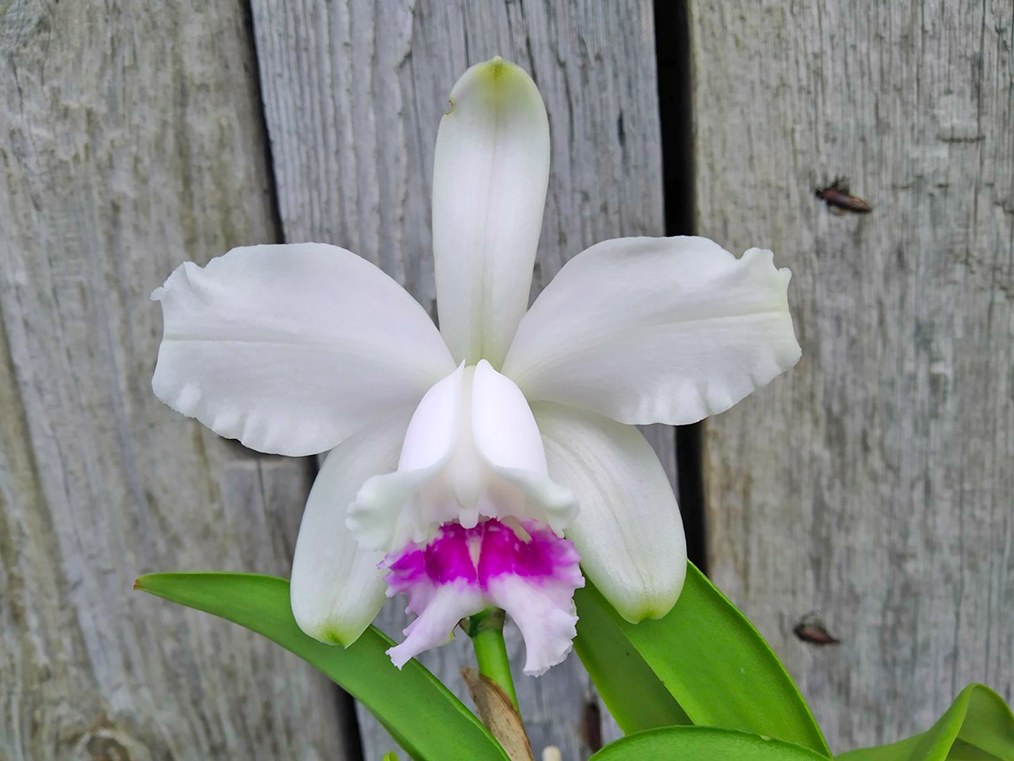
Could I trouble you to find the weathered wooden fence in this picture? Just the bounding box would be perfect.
[695,0,1013,749]
[0,1,1010,759]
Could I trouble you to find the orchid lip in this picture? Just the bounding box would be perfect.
[383,518,584,676]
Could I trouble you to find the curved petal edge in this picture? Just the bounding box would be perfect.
[432,57,550,368]
[503,237,801,427]
[534,401,687,622]
[153,243,454,456]
[290,413,413,646]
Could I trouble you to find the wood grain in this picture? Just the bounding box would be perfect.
[692,0,1013,752]
[0,1,347,758]
[248,0,669,757]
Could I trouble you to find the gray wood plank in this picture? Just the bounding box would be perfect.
[249,0,669,757]
[0,2,348,758]
[691,0,1013,752]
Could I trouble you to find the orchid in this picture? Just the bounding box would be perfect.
[152,57,800,678]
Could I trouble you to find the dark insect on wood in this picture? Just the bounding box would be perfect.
[793,613,841,645]
[815,177,872,213]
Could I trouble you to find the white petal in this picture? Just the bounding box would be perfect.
[432,57,550,367]
[471,361,577,534]
[153,243,454,456]
[290,413,413,646]
[533,402,687,622]
[487,574,581,676]
[502,237,802,426]
[347,366,465,552]
[386,581,487,669]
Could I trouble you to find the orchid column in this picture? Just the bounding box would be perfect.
[152,57,799,690]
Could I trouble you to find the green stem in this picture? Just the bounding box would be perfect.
[464,608,518,709]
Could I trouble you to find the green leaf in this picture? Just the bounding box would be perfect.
[835,683,1014,761]
[135,573,508,761]
[589,726,831,760]
[383,753,401,761]
[573,579,690,732]
[575,563,829,756]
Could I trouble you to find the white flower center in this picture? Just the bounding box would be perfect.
[348,361,578,552]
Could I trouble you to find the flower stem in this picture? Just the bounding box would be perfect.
[465,608,518,709]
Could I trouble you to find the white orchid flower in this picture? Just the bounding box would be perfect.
[152,57,800,676]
